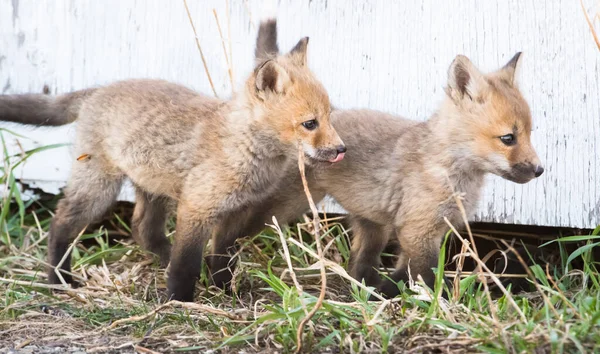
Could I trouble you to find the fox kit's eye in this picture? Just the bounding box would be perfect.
[302,119,318,131]
[500,134,516,146]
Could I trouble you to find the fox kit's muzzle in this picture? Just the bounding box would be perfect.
[506,162,544,183]
[330,145,347,163]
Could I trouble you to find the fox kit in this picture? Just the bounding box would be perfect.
[204,19,544,298]
[0,31,345,301]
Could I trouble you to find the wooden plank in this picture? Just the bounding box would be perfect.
[0,0,598,228]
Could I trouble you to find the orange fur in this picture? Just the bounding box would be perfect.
[207,19,544,297]
[0,32,344,302]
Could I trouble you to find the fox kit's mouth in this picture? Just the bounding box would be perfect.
[307,152,345,164]
[502,163,544,184]
[304,145,346,164]
[328,152,345,163]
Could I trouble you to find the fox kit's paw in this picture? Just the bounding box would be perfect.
[167,276,197,302]
[153,250,171,269]
[48,270,72,285]
[158,257,170,269]
[47,270,82,289]
[146,240,172,268]
[210,270,234,292]
[376,279,402,300]
[206,255,236,292]
[373,277,453,301]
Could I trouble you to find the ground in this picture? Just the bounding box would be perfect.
[1,135,600,353]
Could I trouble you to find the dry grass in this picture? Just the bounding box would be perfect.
[581,0,600,50]
[1,183,599,353]
[183,0,219,98]
[2,3,600,353]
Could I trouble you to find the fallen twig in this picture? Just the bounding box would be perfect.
[294,144,327,353]
[133,345,162,354]
[500,239,562,322]
[54,226,87,286]
[183,0,219,97]
[107,300,248,330]
[0,277,78,291]
[270,217,307,315]
[225,0,234,85]
[243,0,254,30]
[444,219,527,323]
[544,263,582,319]
[213,8,235,91]
[286,238,387,302]
[581,0,600,50]
[448,186,498,322]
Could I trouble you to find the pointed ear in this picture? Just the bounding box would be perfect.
[497,52,522,85]
[286,37,309,66]
[255,60,291,96]
[446,55,488,102]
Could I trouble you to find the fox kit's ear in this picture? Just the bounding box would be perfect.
[255,60,291,96]
[286,37,309,67]
[497,52,522,85]
[447,55,488,102]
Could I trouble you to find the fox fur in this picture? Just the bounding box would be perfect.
[0,31,345,301]
[204,19,544,298]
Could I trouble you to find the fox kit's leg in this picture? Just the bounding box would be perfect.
[166,202,211,302]
[208,186,316,290]
[348,217,393,288]
[167,165,252,301]
[381,233,401,268]
[207,208,267,290]
[378,221,446,298]
[47,162,123,285]
[131,188,172,267]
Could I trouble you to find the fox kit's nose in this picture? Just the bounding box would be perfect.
[534,165,544,178]
[336,145,347,154]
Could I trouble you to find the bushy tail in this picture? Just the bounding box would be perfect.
[0,88,96,126]
[255,18,280,65]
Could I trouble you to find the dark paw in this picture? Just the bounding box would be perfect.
[440,277,453,299]
[207,255,237,292]
[158,258,170,269]
[47,270,75,286]
[372,281,452,301]
[210,270,233,291]
[156,253,171,269]
[368,291,391,302]
[365,282,402,301]
[148,242,172,268]
[377,279,402,299]
[167,277,197,302]
[351,270,382,291]
[167,290,195,302]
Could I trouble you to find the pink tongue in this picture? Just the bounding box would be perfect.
[329,152,345,163]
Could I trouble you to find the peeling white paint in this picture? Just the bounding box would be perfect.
[0,0,599,228]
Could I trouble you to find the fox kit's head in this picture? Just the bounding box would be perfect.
[245,36,345,164]
[444,52,543,184]
[245,19,345,164]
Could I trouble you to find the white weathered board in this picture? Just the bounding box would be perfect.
[1,0,599,228]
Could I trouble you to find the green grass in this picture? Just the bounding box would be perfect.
[1,129,600,353]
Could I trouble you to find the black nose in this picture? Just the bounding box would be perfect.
[534,165,544,177]
[336,145,347,154]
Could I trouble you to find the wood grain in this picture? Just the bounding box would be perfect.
[0,0,598,228]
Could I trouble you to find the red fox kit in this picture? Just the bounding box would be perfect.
[0,33,345,301]
[205,19,544,298]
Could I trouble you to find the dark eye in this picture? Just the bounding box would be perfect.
[302,119,318,131]
[500,134,516,146]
